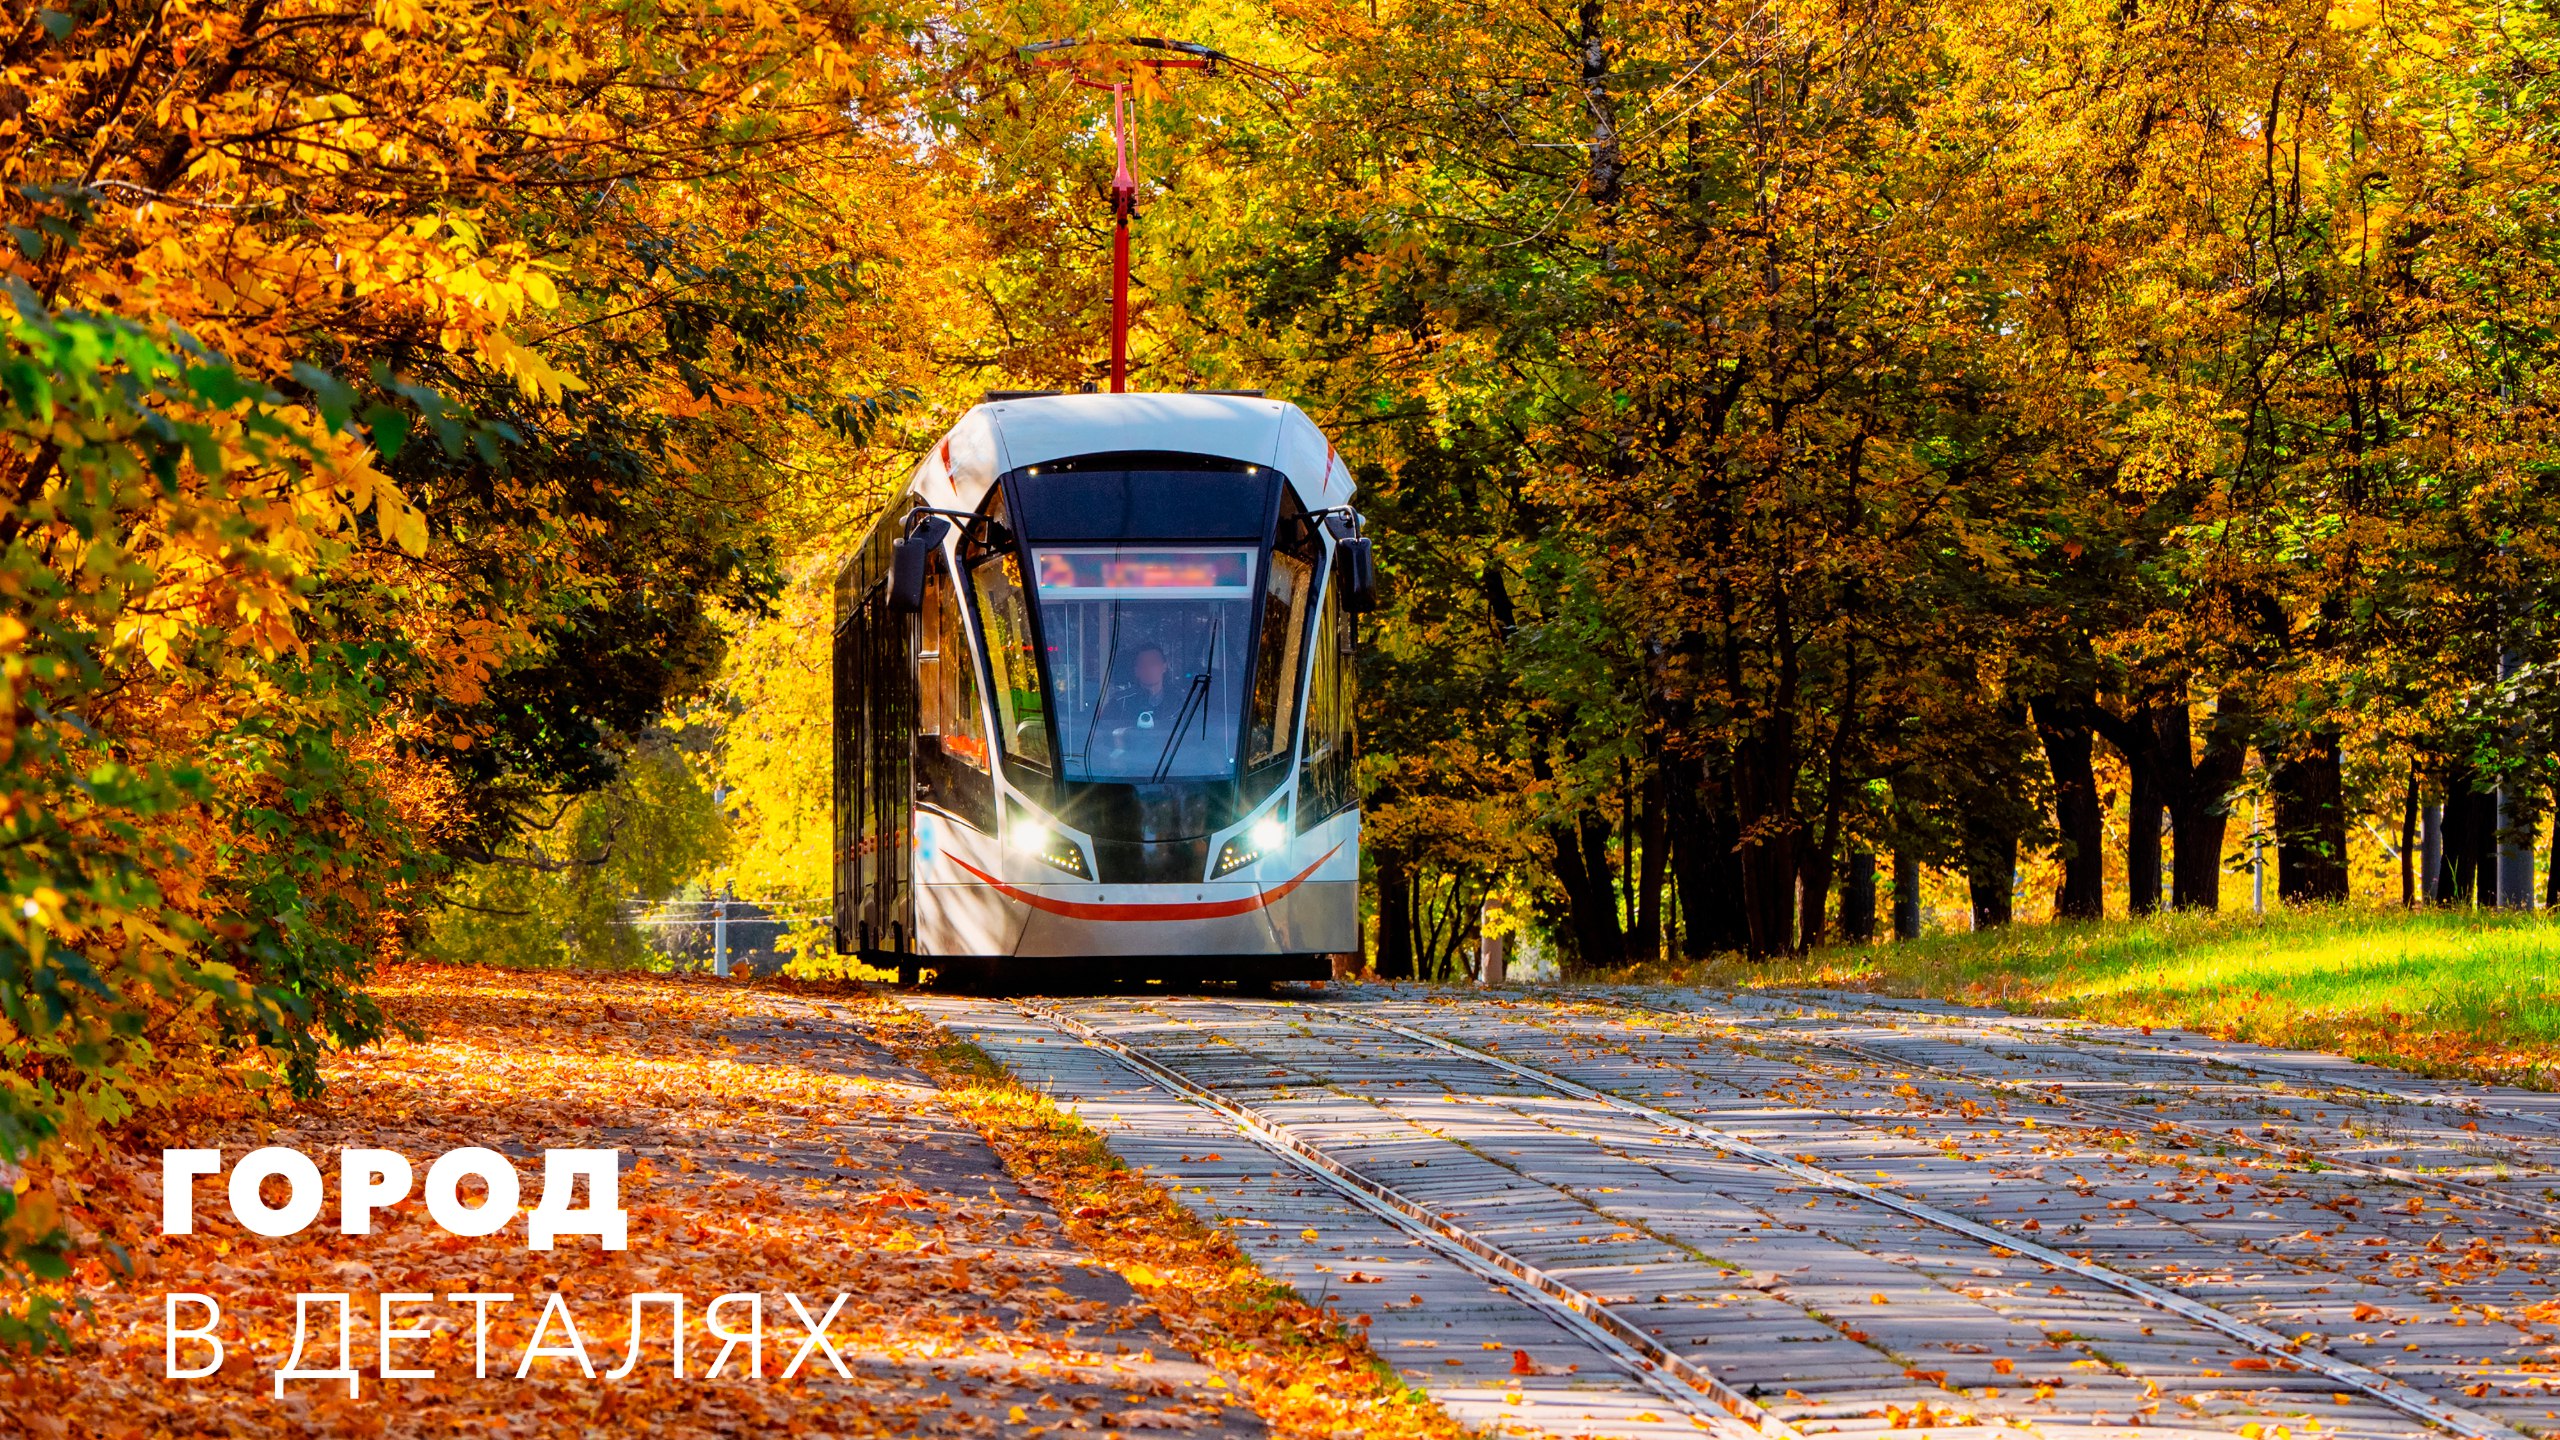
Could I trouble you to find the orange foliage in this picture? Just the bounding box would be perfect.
[19,966,1461,1439]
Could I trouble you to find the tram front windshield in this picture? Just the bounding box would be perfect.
[1034,548,1254,784]
[966,456,1313,872]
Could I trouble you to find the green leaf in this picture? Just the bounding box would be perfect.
[182,362,255,410]
[361,402,410,460]
[291,362,356,433]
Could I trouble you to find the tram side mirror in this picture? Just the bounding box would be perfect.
[1338,536,1378,614]
[887,517,950,614]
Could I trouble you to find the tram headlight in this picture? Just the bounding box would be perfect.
[1007,813,1089,878]
[1215,802,1293,877]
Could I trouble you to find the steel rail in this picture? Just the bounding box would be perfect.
[1008,997,1797,1440]
[1569,990,2560,1228]
[1325,1004,2529,1440]
[1694,986,2560,1140]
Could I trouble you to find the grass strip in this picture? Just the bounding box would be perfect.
[1607,905,2560,1090]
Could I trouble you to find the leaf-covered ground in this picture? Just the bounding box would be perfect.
[1637,906,2560,1089]
[15,966,1457,1439]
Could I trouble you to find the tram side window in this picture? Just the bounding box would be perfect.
[1297,559,1356,829]
[915,561,995,830]
[970,550,1054,771]
[832,604,858,947]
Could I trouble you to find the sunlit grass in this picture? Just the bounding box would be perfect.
[1623,906,2560,1089]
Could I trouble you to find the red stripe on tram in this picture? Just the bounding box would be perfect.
[947,845,1344,922]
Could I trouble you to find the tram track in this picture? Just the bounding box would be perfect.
[1310,1001,2526,1440]
[909,985,2560,1440]
[1329,988,2560,1430]
[1554,990,2560,1230]
[1025,995,2215,1439]
[986,991,2560,1440]
[1008,995,1794,1440]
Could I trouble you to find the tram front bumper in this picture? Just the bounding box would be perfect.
[919,876,1358,958]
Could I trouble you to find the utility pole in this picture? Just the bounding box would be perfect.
[1018,37,1266,393]
[1107,87,1133,392]
[713,885,732,978]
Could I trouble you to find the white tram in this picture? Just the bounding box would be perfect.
[833,391,1373,986]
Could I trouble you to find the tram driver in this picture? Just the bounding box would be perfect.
[1093,643,1180,765]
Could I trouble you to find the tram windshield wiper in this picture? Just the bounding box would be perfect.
[1147,667,1215,783]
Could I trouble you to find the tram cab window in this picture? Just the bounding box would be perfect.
[915,559,994,829]
[1298,547,1357,829]
[969,552,1053,774]
[1034,547,1254,784]
[1244,501,1321,803]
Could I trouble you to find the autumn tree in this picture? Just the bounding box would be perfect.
[0,0,953,1335]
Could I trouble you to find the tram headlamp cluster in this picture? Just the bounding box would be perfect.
[1007,815,1090,878]
[1215,803,1293,876]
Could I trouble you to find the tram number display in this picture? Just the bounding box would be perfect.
[1034,548,1254,595]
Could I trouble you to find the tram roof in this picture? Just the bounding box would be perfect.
[902,391,1356,516]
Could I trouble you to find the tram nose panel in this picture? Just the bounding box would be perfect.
[1090,838,1212,883]
[1061,780,1231,884]
[1012,900,1283,958]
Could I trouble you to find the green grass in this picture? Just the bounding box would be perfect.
[1627,905,2560,1089]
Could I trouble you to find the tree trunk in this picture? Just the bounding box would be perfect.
[1669,751,1749,958]
[2548,787,2560,909]
[1618,756,1637,936]
[1734,736,1799,958]
[1892,849,1922,939]
[1631,758,1668,962]
[1840,849,1877,941]
[2125,738,2163,916]
[2471,782,2498,906]
[1375,848,1415,979]
[1578,2,1622,208]
[1965,810,2017,928]
[2434,782,2464,904]
[2032,692,2104,920]
[2439,773,2490,906]
[2401,768,2419,909]
[2096,689,2247,914]
[2270,730,2350,904]
[2421,793,2443,903]
[1530,735,1623,967]
[1546,810,1623,967]
[1579,809,1623,958]
[1797,839,1834,951]
[1793,656,1865,956]
[1740,827,1798,955]
[2162,696,2249,911]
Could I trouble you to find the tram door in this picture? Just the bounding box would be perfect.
[843,586,914,955]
